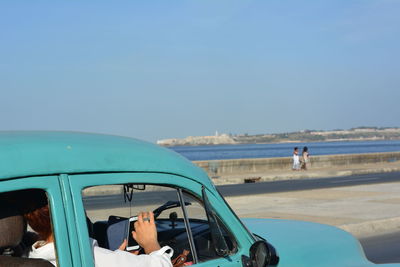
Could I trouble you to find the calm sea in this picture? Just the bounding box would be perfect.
[168,140,400,161]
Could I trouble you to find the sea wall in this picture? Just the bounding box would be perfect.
[193,151,400,177]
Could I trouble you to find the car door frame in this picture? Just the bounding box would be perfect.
[0,175,74,267]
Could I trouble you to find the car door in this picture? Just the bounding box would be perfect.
[66,172,253,267]
[0,175,74,266]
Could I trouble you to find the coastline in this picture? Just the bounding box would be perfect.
[163,137,400,147]
[157,127,400,147]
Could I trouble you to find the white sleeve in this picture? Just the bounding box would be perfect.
[93,245,173,267]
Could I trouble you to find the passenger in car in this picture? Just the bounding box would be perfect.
[24,202,173,267]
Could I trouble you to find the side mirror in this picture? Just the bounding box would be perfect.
[249,240,279,267]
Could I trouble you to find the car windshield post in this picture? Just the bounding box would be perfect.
[201,186,229,257]
[216,188,257,242]
[176,188,199,264]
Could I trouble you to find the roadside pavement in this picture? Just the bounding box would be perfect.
[219,161,400,238]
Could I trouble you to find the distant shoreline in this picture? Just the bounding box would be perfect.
[163,137,400,147]
[158,127,400,147]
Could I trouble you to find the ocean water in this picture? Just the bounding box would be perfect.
[168,140,400,161]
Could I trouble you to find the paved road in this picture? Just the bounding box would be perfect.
[217,171,400,197]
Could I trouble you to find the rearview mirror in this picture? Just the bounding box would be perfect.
[123,184,146,203]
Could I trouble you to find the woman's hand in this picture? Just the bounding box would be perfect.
[118,239,127,250]
[132,211,161,254]
[118,239,140,254]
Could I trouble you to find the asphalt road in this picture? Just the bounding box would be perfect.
[84,171,400,264]
[217,171,400,197]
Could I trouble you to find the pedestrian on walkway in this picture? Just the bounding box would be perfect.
[301,146,310,170]
[292,147,301,171]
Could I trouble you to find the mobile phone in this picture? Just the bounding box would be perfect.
[126,216,140,251]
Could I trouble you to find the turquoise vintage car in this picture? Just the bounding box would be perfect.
[0,131,398,267]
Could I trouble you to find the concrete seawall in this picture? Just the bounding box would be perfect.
[194,151,400,179]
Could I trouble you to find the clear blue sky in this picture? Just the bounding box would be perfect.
[1,1,399,142]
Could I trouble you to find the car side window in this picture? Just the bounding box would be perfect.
[0,189,58,267]
[81,183,237,265]
[182,191,238,262]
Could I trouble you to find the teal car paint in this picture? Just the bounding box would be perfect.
[0,132,212,189]
[243,218,381,267]
[0,131,398,267]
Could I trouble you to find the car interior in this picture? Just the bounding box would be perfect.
[0,190,54,267]
[0,185,237,266]
[83,184,237,264]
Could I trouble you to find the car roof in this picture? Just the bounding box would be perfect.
[0,131,212,187]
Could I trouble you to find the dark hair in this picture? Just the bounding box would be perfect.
[20,190,52,241]
[303,146,308,152]
[294,147,298,151]
[24,205,52,241]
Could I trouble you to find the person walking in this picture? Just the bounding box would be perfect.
[301,146,310,170]
[292,147,301,171]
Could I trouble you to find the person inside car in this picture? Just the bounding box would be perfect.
[23,191,173,267]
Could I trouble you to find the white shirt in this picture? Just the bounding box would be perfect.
[29,241,57,266]
[29,239,173,267]
[293,153,300,169]
[92,239,173,267]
